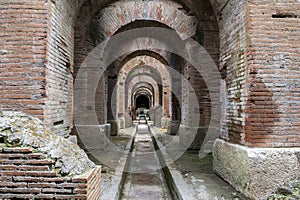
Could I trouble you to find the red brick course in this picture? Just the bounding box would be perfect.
[0,147,101,199]
[245,0,300,147]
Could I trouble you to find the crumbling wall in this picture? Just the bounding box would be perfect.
[0,147,101,199]
[0,111,101,199]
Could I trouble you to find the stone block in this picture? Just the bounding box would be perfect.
[124,113,133,128]
[118,117,125,129]
[154,106,163,127]
[213,139,300,199]
[108,120,119,136]
[167,120,180,135]
[76,125,112,151]
[68,136,78,144]
[161,118,170,129]
[179,125,207,150]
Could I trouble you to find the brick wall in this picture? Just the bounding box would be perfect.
[245,0,300,147]
[45,0,76,136]
[218,0,249,144]
[216,0,300,147]
[0,147,101,199]
[0,0,48,118]
[74,1,108,127]
[0,0,84,136]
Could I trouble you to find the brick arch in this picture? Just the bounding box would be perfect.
[128,77,160,111]
[119,50,169,68]
[119,74,160,126]
[118,56,169,86]
[127,75,160,114]
[72,0,222,28]
[133,86,155,109]
[49,0,218,138]
[74,0,219,67]
[118,55,170,119]
[131,82,156,103]
[72,0,220,132]
[94,1,197,40]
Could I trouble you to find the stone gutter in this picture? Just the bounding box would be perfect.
[149,126,195,200]
[100,126,137,200]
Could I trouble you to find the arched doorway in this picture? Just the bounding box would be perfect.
[135,95,150,110]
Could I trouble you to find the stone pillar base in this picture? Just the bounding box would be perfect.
[76,124,112,150]
[108,120,119,136]
[178,125,207,150]
[118,117,125,129]
[124,113,133,128]
[167,120,180,135]
[161,118,170,129]
[213,139,300,199]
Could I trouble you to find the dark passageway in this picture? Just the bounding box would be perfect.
[135,95,150,109]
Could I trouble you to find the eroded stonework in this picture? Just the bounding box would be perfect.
[0,111,95,177]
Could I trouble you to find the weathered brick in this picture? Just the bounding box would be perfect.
[2,147,32,153]
[42,177,65,183]
[25,153,44,159]
[18,165,50,171]
[0,153,25,159]
[26,159,54,165]
[26,171,57,177]
[57,183,87,189]
[42,188,72,194]
[13,188,41,194]
[13,176,44,182]
[73,188,88,194]
[54,195,86,199]
[0,165,17,170]
[34,194,55,199]
[0,182,26,188]
[0,176,12,181]
[0,194,34,199]
[72,177,87,183]
[1,170,26,176]
[28,183,56,188]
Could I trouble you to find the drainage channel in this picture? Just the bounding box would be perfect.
[120,124,172,200]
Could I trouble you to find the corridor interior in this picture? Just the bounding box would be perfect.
[71,0,245,199]
[0,0,299,199]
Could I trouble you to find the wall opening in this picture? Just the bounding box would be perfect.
[136,95,150,109]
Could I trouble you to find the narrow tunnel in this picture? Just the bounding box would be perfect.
[0,0,298,199]
[70,0,248,199]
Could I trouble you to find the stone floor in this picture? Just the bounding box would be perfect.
[96,125,249,200]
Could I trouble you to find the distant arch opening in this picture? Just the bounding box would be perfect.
[136,95,150,110]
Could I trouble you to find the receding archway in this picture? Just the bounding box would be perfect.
[135,95,150,110]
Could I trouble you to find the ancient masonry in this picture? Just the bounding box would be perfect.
[0,0,300,199]
[0,147,101,199]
